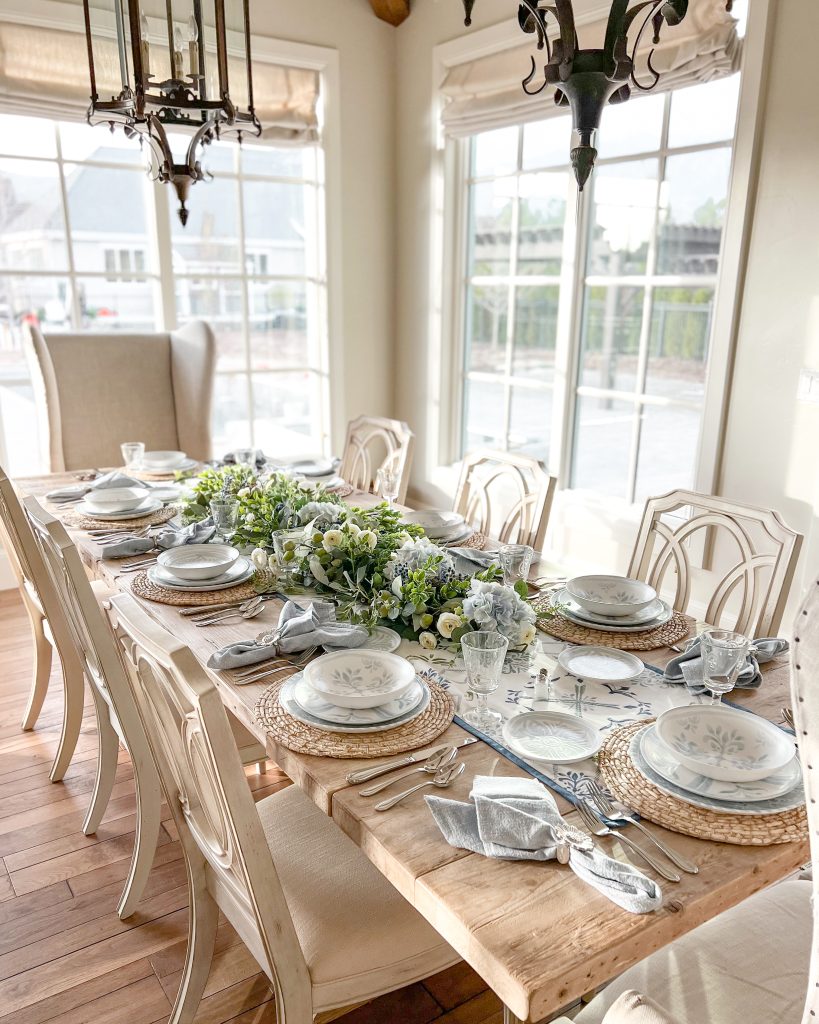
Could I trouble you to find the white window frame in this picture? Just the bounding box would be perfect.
[431,0,775,510]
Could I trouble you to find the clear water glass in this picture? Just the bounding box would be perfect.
[232,448,255,466]
[209,498,239,543]
[272,529,303,585]
[701,629,750,703]
[498,543,534,587]
[376,465,400,505]
[460,631,509,733]
[120,442,145,470]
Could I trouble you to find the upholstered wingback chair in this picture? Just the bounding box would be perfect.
[25,321,216,471]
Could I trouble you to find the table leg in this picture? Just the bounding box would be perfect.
[503,1007,524,1024]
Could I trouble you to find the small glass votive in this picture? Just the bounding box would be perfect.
[209,497,239,543]
[232,448,255,467]
[498,543,534,587]
[120,442,145,470]
[701,629,750,704]
[272,528,304,585]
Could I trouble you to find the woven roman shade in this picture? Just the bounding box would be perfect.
[440,0,742,138]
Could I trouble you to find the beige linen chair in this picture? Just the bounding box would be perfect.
[627,489,803,636]
[106,590,460,1024]
[338,415,415,504]
[24,321,216,471]
[453,450,556,550]
[0,467,84,782]
[22,496,266,920]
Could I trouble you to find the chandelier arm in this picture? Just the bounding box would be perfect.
[521,55,551,95]
[553,0,577,76]
[517,0,550,55]
[185,119,217,170]
[627,0,667,91]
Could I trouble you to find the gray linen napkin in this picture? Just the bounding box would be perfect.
[427,776,662,915]
[101,518,215,559]
[207,599,368,672]
[448,547,499,576]
[664,635,789,693]
[46,470,148,502]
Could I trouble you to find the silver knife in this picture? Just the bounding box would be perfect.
[346,737,478,785]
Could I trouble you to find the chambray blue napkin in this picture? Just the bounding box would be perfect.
[664,635,789,693]
[427,776,662,914]
[448,547,498,576]
[207,599,368,672]
[101,518,216,559]
[46,471,147,502]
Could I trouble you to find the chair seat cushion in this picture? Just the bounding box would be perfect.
[575,879,811,1024]
[257,784,460,1011]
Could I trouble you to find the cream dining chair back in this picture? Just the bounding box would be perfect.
[0,467,84,782]
[25,321,216,472]
[627,489,803,636]
[106,590,459,1024]
[454,450,556,550]
[338,415,415,503]
[22,495,164,920]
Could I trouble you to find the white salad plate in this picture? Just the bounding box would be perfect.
[557,646,643,683]
[502,711,602,765]
[640,724,801,803]
[304,650,416,709]
[141,450,187,469]
[566,575,657,618]
[147,557,254,592]
[554,588,674,633]
[323,625,402,654]
[289,459,336,477]
[655,705,795,782]
[402,509,465,540]
[280,672,430,733]
[84,486,150,511]
[78,497,163,520]
[629,726,804,816]
[293,675,425,726]
[157,544,239,581]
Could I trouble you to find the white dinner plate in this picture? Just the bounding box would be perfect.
[629,726,805,816]
[402,509,465,539]
[147,557,254,592]
[140,457,199,474]
[323,625,402,654]
[78,497,164,520]
[640,724,802,803]
[290,459,336,477]
[279,672,430,733]
[557,646,643,683]
[553,588,674,633]
[293,675,425,726]
[502,711,602,765]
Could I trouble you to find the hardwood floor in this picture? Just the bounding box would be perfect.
[0,590,502,1024]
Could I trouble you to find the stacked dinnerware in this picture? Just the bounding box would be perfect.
[278,457,345,490]
[278,650,431,733]
[147,543,255,593]
[78,484,162,521]
[402,509,473,545]
[630,705,803,816]
[553,574,673,633]
[141,450,199,473]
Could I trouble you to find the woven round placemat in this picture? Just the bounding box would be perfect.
[598,721,807,846]
[65,505,178,532]
[327,482,354,498]
[254,675,455,758]
[535,604,691,651]
[446,531,488,551]
[131,464,202,481]
[129,568,274,607]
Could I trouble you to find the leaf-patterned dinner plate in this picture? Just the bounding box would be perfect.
[293,674,425,726]
[304,650,416,708]
[502,711,602,764]
[279,672,430,733]
[323,625,401,655]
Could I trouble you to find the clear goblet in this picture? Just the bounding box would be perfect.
[498,543,534,587]
[209,498,239,544]
[701,629,750,704]
[460,631,509,734]
[376,465,400,506]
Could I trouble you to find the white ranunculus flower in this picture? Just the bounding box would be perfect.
[237,487,251,498]
[322,529,343,551]
[391,576,404,598]
[267,554,278,571]
[437,611,462,639]
[251,548,268,570]
[244,512,255,524]
[418,631,437,650]
[346,522,361,536]
[520,623,537,646]
[362,529,378,550]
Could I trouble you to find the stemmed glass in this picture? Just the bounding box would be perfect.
[120,442,145,471]
[498,544,534,587]
[209,498,239,544]
[376,465,400,506]
[701,629,750,704]
[460,631,509,733]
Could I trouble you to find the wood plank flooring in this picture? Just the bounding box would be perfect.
[0,590,502,1024]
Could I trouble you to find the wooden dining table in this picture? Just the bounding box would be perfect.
[16,472,809,1024]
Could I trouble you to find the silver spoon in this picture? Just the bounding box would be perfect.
[374,762,466,811]
[193,603,267,627]
[361,746,459,796]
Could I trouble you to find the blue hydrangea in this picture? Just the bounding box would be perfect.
[462,579,536,644]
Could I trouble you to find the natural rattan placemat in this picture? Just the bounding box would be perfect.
[254,675,455,758]
[598,721,807,846]
[327,483,354,498]
[129,569,274,607]
[65,506,178,532]
[446,531,488,551]
[536,604,692,651]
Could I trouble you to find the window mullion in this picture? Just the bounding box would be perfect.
[501,127,524,451]
[235,148,255,449]
[148,177,176,332]
[53,126,82,328]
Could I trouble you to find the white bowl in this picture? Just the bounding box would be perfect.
[303,650,416,709]
[85,487,150,512]
[142,450,186,469]
[157,544,240,581]
[566,575,657,618]
[655,705,795,783]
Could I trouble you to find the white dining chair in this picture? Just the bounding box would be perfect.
[453,449,556,550]
[106,590,460,1024]
[21,496,267,920]
[24,321,216,472]
[338,415,415,504]
[627,489,803,636]
[0,466,84,782]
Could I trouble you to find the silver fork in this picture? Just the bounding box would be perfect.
[374,762,466,811]
[193,605,267,627]
[575,801,681,882]
[587,781,698,874]
[232,646,318,684]
[360,747,458,795]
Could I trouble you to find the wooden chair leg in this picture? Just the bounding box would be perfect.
[49,656,85,783]
[21,614,51,732]
[169,868,219,1024]
[82,690,119,835]
[117,764,163,919]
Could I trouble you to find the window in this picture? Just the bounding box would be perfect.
[0,112,329,472]
[458,75,741,503]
